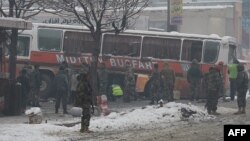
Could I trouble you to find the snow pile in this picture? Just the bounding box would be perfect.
[246,90,250,99]
[81,102,212,132]
[25,107,42,115]
[25,107,43,124]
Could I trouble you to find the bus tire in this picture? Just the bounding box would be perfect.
[40,73,53,99]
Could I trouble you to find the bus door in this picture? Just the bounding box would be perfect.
[16,35,32,75]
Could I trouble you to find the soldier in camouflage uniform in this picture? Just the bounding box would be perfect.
[76,73,93,133]
[29,65,42,107]
[160,62,175,101]
[187,59,203,101]
[215,61,227,101]
[123,62,136,102]
[234,64,248,114]
[149,63,163,105]
[204,66,222,115]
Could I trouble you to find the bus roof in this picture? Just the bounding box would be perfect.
[122,30,227,40]
[32,23,88,30]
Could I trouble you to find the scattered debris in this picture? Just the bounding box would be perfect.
[181,107,197,118]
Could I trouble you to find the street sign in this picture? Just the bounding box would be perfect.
[170,0,183,25]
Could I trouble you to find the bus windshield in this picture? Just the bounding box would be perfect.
[203,41,220,64]
[228,44,237,63]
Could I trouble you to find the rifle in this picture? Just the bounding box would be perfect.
[90,100,95,114]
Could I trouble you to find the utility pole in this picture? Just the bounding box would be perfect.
[167,0,171,32]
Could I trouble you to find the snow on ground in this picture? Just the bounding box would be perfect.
[246,90,250,99]
[0,102,214,141]
[0,124,75,141]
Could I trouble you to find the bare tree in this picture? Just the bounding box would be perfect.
[0,0,44,115]
[44,0,149,96]
[0,0,44,80]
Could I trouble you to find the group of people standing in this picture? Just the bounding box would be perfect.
[17,64,42,113]
[187,58,248,115]
[52,61,93,133]
[17,58,249,133]
[228,59,249,114]
[146,58,248,116]
[149,63,176,105]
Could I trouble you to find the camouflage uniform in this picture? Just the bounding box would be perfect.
[235,64,248,114]
[204,67,222,115]
[160,63,175,101]
[29,65,41,107]
[149,64,163,104]
[215,64,225,99]
[187,59,203,101]
[124,66,136,102]
[76,73,93,132]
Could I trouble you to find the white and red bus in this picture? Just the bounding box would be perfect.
[2,23,238,99]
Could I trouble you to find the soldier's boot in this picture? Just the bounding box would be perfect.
[55,109,58,114]
[212,111,220,115]
[149,100,155,105]
[241,107,246,114]
[234,107,242,115]
[63,105,68,114]
[80,127,87,133]
[63,109,68,114]
[207,110,212,115]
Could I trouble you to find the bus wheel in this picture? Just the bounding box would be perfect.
[40,74,52,99]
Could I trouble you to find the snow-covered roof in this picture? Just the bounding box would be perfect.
[143,5,234,11]
[32,23,88,30]
[0,17,32,30]
[122,29,223,40]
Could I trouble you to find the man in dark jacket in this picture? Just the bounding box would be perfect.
[234,64,248,114]
[54,66,69,114]
[17,69,30,113]
[187,59,203,101]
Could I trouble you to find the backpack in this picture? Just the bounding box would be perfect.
[242,71,249,88]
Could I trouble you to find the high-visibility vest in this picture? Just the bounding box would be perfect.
[112,85,123,96]
[228,64,238,79]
